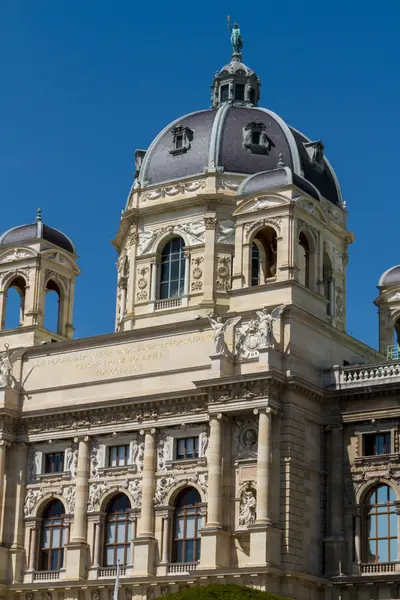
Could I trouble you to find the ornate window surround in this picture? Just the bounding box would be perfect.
[164,427,207,469]
[354,422,399,467]
[34,441,72,479]
[243,120,270,155]
[169,125,194,156]
[96,434,136,474]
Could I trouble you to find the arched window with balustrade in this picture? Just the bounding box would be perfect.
[104,494,132,566]
[172,487,204,565]
[364,484,398,564]
[159,237,186,300]
[39,499,67,571]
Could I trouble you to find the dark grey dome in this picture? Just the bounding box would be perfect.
[138,104,342,206]
[379,266,400,287]
[0,211,75,254]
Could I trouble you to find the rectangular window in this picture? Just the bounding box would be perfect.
[364,432,391,456]
[235,84,245,101]
[108,445,129,467]
[44,452,64,474]
[252,130,261,145]
[220,85,229,102]
[176,437,199,461]
[175,134,183,149]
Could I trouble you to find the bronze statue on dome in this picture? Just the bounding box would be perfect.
[228,16,243,57]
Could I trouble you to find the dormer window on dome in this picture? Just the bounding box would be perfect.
[169,125,193,156]
[304,140,325,171]
[243,120,270,155]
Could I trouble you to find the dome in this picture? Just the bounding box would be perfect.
[378,265,400,287]
[138,104,342,206]
[0,209,76,254]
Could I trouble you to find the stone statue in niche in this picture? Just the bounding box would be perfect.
[207,313,241,355]
[239,484,257,527]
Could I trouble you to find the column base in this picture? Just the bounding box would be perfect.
[0,545,9,583]
[132,536,157,576]
[199,527,230,569]
[249,523,282,567]
[65,542,90,580]
[324,537,347,576]
[157,562,169,576]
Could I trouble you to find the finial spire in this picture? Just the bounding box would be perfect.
[227,16,243,60]
[35,208,42,223]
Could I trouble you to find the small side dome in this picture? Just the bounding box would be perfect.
[0,209,76,254]
[378,265,400,287]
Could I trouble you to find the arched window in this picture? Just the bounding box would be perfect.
[45,280,61,333]
[172,487,204,564]
[298,232,310,288]
[105,494,132,566]
[365,485,397,564]
[39,499,66,571]
[250,227,277,286]
[323,252,334,316]
[3,276,26,329]
[159,237,186,300]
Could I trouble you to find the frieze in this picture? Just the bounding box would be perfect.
[207,379,278,403]
[141,179,206,202]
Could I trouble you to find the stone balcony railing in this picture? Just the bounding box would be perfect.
[168,562,199,575]
[33,570,62,581]
[324,362,400,390]
[99,566,127,578]
[361,562,396,574]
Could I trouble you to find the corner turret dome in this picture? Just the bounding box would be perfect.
[0,209,76,254]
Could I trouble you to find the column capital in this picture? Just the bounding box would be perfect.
[140,427,156,436]
[73,435,90,444]
[253,406,276,416]
[0,440,11,448]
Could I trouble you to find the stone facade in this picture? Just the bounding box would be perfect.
[0,31,398,600]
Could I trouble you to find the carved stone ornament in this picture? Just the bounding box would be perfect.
[389,292,400,302]
[236,305,285,358]
[219,179,239,191]
[87,483,106,512]
[245,198,282,213]
[244,217,282,241]
[44,269,69,291]
[138,278,147,289]
[63,485,76,513]
[216,220,235,245]
[0,267,30,288]
[204,217,217,230]
[0,249,33,263]
[157,432,171,473]
[141,180,206,202]
[238,483,257,527]
[324,240,345,275]
[154,472,208,505]
[24,488,43,517]
[137,221,206,255]
[90,440,105,477]
[216,256,231,292]
[232,418,258,459]
[0,350,13,387]
[297,218,318,246]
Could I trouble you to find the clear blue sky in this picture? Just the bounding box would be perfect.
[0,1,399,350]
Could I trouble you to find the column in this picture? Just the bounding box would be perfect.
[201,216,216,305]
[10,443,28,583]
[28,523,39,570]
[133,429,157,576]
[206,415,222,528]
[255,408,272,525]
[354,507,361,566]
[0,440,9,543]
[139,428,156,537]
[150,259,158,302]
[71,436,90,542]
[93,520,102,567]
[161,516,171,564]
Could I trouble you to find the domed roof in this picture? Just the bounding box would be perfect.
[218,59,255,77]
[138,104,342,206]
[0,209,76,254]
[378,265,400,287]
